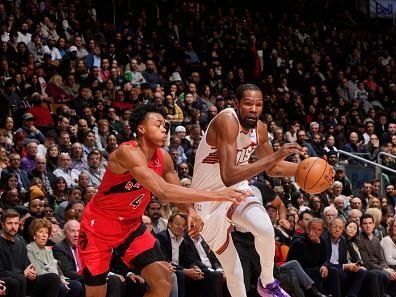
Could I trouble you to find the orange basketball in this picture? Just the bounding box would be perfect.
[295,157,334,194]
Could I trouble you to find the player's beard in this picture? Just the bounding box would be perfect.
[240,116,258,130]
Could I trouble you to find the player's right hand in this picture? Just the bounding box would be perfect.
[276,143,304,159]
[214,188,251,204]
[187,208,204,238]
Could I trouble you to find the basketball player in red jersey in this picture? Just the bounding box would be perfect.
[78,104,247,297]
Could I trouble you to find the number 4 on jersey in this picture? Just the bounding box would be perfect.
[130,194,144,209]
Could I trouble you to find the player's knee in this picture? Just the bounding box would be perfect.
[145,264,173,294]
[149,273,173,294]
[251,223,274,238]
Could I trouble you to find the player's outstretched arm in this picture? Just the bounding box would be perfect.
[114,145,248,204]
[214,114,302,186]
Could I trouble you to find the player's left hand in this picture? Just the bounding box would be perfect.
[188,208,204,238]
[214,188,251,204]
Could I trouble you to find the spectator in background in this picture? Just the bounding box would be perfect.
[142,59,162,90]
[362,134,381,162]
[0,209,61,297]
[179,231,225,297]
[385,184,396,207]
[362,121,376,144]
[342,132,363,164]
[322,206,338,230]
[350,197,364,212]
[381,218,396,269]
[344,220,385,297]
[166,135,187,166]
[28,92,54,130]
[285,121,300,143]
[53,153,80,189]
[86,150,105,188]
[53,219,84,281]
[287,218,330,293]
[84,46,101,69]
[1,152,30,193]
[48,176,69,209]
[17,23,32,45]
[46,74,73,104]
[70,142,88,173]
[27,218,83,297]
[16,113,45,144]
[156,213,204,297]
[347,209,362,225]
[294,210,314,236]
[71,36,89,60]
[124,57,146,88]
[296,130,317,157]
[178,162,192,180]
[146,199,168,234]
[358,214,396,295]
[21,139,39,172]
[323,218,366,297]
[380,122,396,146]
[356,182,374,209]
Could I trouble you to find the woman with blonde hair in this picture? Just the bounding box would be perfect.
[46,74,73,103]
[368,195,382,210]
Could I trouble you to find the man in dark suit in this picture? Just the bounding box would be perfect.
[52,219,84,282]
[157,213,223,297]
[287,218,329,290]
[180,233,225,297]
[28,155,56,196]
[323,218,366,297]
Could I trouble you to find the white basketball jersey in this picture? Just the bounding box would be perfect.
[192,108,258,217]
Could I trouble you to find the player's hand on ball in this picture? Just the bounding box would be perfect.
[276,143,304,159]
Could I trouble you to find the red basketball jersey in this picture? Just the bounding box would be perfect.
[88,140,164,221]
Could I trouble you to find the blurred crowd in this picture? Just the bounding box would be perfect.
[0,0,395,296]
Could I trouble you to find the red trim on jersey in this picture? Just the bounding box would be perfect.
[202,151,219,164]
[215,224,234,255]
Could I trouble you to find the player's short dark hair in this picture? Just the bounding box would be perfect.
[129,104,166,137]
[235,84,261,102]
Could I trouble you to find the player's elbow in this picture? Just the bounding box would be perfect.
[153,188,168,201]
[220,173,234,187]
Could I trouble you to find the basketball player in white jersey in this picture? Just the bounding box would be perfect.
[192,84,302,297]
